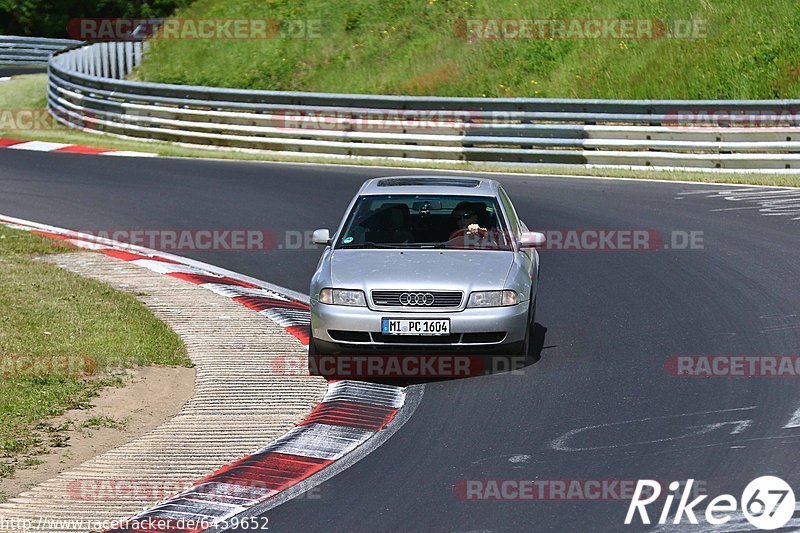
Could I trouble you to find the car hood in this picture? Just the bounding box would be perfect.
[330,249,515,292]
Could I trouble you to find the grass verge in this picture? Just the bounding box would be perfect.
[0,225,189,479]
[138,0,800,100]
[2,74,800,187]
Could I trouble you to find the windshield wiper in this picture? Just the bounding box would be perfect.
[338,242,403,249]
[402,242,448,249]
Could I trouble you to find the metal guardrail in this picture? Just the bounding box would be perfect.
[1,35,82,65]
[47,42,800,169]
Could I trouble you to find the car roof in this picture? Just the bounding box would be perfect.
[358,175,501,197]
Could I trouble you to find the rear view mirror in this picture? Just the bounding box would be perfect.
[412,200,442,212]
[519,231,545,248]
[312,228,331,245]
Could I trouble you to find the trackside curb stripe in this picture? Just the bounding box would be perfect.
[0,138,154,157]
[0,139,24,147]
[298,400,399,431]
[0,214,413,533]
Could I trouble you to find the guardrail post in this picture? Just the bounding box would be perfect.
[79,45,87,74]
[124,41,133,76]
[101,42,110,79]
[87,44,95,76]
[116,42,125,79]
[133,42,142,69]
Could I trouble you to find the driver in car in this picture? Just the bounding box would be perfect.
[447,202,494,248]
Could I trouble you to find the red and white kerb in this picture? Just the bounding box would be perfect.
[0,215,408,533]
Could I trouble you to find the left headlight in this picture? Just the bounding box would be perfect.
[318,288,367,306]
[467,290,519,308]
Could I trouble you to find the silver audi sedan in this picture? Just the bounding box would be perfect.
[309,176,545,356]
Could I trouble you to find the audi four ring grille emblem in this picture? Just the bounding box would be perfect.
[399,292,435,306]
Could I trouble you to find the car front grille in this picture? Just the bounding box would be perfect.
[371,290,463,308]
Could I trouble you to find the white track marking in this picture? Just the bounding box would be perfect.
[784,406,800,429]
[677,187,800,219]
[7,140,70,151]
[710,205,763,211]
[759,312,800,334]
[102,150,157,157]
[698,420,752,435]
[129,258,211,275]
[551,407,757,452]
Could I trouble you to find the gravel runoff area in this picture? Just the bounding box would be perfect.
[0,252,327,532]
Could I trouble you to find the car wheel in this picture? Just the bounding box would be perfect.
[512,297,535,357]
[307,337,322,375]
[308,336,319,356]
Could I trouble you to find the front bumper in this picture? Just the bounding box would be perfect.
[310,300,529,351]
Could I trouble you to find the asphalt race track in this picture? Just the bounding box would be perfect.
[1,149,799,532]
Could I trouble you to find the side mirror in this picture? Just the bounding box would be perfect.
[519,231,545,248]
[312,228,331,246]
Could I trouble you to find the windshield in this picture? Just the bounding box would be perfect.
[336,195,513,251]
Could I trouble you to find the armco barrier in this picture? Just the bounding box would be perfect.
[0,35,82,65]
[46,42,800,169]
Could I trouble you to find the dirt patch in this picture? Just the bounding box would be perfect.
[0,365,194,501]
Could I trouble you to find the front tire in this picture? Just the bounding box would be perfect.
[512,296,535,357]
[307,337,322,375]
[307,336,319,356]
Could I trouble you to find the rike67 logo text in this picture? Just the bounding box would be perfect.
[625,477,796,530]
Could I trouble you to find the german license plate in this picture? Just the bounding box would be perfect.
[381,318,450,335]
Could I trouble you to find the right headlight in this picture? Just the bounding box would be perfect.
[467,290,519,308]
[318,288,367,306]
